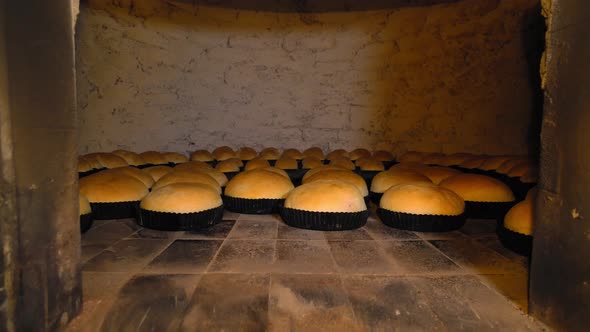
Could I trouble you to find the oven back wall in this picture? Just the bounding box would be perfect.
[76,0,539,155]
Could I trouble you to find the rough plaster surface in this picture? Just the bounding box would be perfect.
[76,0,538,156]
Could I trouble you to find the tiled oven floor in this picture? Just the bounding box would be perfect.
[67,208,546,331]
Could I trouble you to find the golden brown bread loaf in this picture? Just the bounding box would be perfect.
[174,161,213,171]
[163,152,189,164]
[78,157,94,172]
[260,167,290,178]
[284,180,366,212]
[479,156,513,171]
[190,150,215,162]
[212,146,236,161]
[303,169,368,196]
[281,148,304,160]
[215,158,244,172]
[275,157,298,170]
[398,151,425,163]
[225,169,294,199]
[152,170,221,193]
[103,167,155,188]
[329,157,356,170]
[96,153,128,169]
[326,149,349,160]
[349,148,371,161]
[507,162,536,177]
[439,174,515,202]
[302,147,325,160]
[112,150,145,166]
[380,183,465,216]
[357,158,385,171]
[80,172,149,203]
[301,157,323,169]
[302,165,347,181]
[418,166,462,185]
[238,147,258,160]
[244,158,271,171]
[504,199,534,235]
[370,170,432,193]
[458,156,487,169]
[141,183,222,213]
[140,151,168,165]
[372,150,395,162]
[79,194,92,215]
[259,147,281,160]
[144,166,173,182]
[419,153,446,165]
[173,162,227,186]
[496,157,530,174]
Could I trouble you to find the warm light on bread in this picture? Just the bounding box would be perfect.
[418,166,462,185]
[163,152,189,164]
[216,160,241,173]
[458,156,487,169]
[260,167,290,178]
[141,183,222,213]
[81,153,104,169]
[302,157,323,169]
[419,153,446,165]
[507,162,536,178]
[281,148,303,160]
[275,157,298,170]
[303,169,368,196]
[80,173,149,203]
[302,165,347,181]
[504,199,534,235]
[285,180,366,213]
[104,167,155,188]
[440,174,515,202]
[370,170,432,193]
[437,153,473,166]
[259,147,281,160]
[174,161,214,172]
[212,146,236,161]
[372,150,395,162]
[78,157,94,172]
[326,149,349,160]
[225,169,294,199]
[140,151,168,165]
[244,157,271,171]
[398,151,425,163]
[152,170,221,193]
[380,183,464,216]
[479,156,512,171]
[389,162,427,172]
[190,150,214,162]
[303,147,324,160]
[496,157,530,174]
[112,150,145,166]
[349,148,371,160]
[358,158,385,171]
[79,194,91,215]
[238,147,257,160]
[144,166,173,182]
[97,153,128,169]
[329,157,356,170]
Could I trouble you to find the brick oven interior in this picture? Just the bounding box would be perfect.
[1,0,589,331]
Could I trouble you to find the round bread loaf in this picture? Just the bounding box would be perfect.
[96,153,128,169]
[81,153,104,170]
[259,147,281,160]
[112,150,145,166]
[144,166,173,182]
[418,166,462,185]
[479,156,512,171]
[372,150,395,162]
[152,170,221,193]
[380,183,464,216]
[245,157,271,171]
[104,167,155,188]
[504,199,533,235]
[78,157,94,172]
[174,161,213,171]
[326,149,349,160]
[496,158,529,174]
[284,180,366,213]
[281,148,303,160]
[370,170,432,193]
[173,162,227,186]
[303,169,368,196]
[329,157,356,170]
[458,156,487,169]
[212,146,236,161]
[389,162,427,172]
[437,153,473,166]
[216,159,243,172]
[398,151,425,163]
[260,167,290,178]
[79,194,92,215]
[190,150,214,162]
[238,147,257,160]
[419,153,446,166]
[80,173,149,203]
[141,183,222,213]
[303,147,324,160]
[349,148,371,161]
[275,157,298,170]
[302,165,346,181]
[358,159,385,171]
[302,157,323,169]
[439,174,515,202]
[225,169,294,199]
[163,152,189,164]
[140,151,168,165]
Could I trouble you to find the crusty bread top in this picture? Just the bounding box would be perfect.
[244,158,271,171]
[418,166,462,185]
[372,150,395,162]
[259,147,281,160]
[79,194,91,215]
[301,157,324,169]
[329,157,356,170]
[302,147,325,160]
[504,199,533,235]
[190,149,214,162]
[163,152,189,164]
[439,174,515,202]
[139,151,168,165]
[326,149,349,160]
[303,169,368,196]
[140,183,222,213]
[275,157,299,170]
[349,148,371,160]
[112,150,145,166]
[103,167,155,188]
[152,170,221,193]
[225,169,294,199]
[238,147,258,160]
[380,183,464,216]
[284,179,366,212]
[216,158,243,172]
[80,172,148,203]
[397,151,425,163]
[281,148,304,160]
[212,146,236,161]
[144,165,173,182]
[96,153,128,169]
[370,170,432,193]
